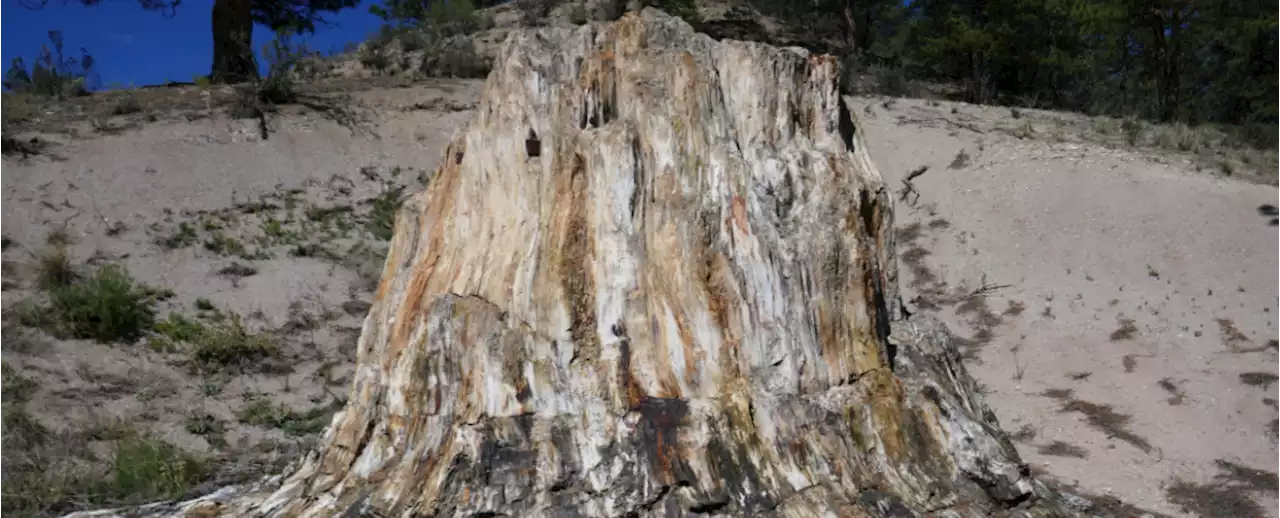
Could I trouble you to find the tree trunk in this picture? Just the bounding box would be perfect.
[64,10,1093,518]
[210,0,258,83]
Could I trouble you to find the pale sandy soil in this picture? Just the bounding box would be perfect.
[850,95,1278,518]
[1,78,1275,517]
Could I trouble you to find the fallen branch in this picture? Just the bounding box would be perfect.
[896,116,989,135]
[897,165,929,207]
[964,274,1011,299]
[904,165,930,183]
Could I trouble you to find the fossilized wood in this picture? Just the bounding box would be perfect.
[64,9,1091,518]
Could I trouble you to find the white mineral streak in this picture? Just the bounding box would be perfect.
[62,9,1090,518]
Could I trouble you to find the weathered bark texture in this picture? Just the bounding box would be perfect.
[66,9,1094,518]
[210,0,259,83]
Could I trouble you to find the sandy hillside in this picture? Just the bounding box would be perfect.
[1,79,484,516]
[849,96,1279,518]
[1,77,1276,517]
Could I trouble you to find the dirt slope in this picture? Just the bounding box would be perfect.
[0,79,484,516]
[850,96,1279,518]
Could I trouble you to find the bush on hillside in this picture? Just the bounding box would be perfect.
[47,265,158,343]
[366,0,490,79]
[3,31,95,99]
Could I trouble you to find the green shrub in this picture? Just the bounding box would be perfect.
[368,0,491,78]
[1224,123,1279,150]
[110,95,143,116]
[257,33,307,106]
[421,35,488,78]
[2,31,94,99]
[0,92,43,154]
[229,31,314,119]
[237,398,339,436]
[367,183,407,241]
[185,313,278,370]
[45,265,157,343]
[1,425,208,515]
[870,64,908,97]
[150,310,277,369]
[1122,118,1145,146]
[35,244,77,289]
[1,92,41,127]
[1092,116,1118,135]
[152,312,206,345]
[101,435,209,502]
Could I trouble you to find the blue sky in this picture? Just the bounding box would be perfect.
[2,0,386,89]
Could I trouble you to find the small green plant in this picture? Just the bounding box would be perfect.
[195,298,216,311]
[199,380,224,396]
[35,244,77,289]
[236,398,286,427]
[184,413,227,447]
[102,434,209,502]
[257,34,304,106]
[1156,124,1183,150]
[43,265,157,343]
[141,286,176,301]
[152,313,206,350]
[47,228,72,246]
[367,183,406,241]
[184,413,223,436]
[1092,116,1118,135]
[229,31,314,122]
[161,222,199,249]
[110,95,143,116]
[359,48,392,71]
[1013,120,1034,139]
[0,91,40,155]
[217,262,259,278]
[237,398,339,436]
[149,310,277,369]
[260,216,298,244]
[1122,118,1144,146]
[203,232,246,256]
[1220,158,1239,176]
[187,313,278,371]
[1,91,40,129]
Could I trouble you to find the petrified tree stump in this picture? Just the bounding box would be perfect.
[68,9,1089,518]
